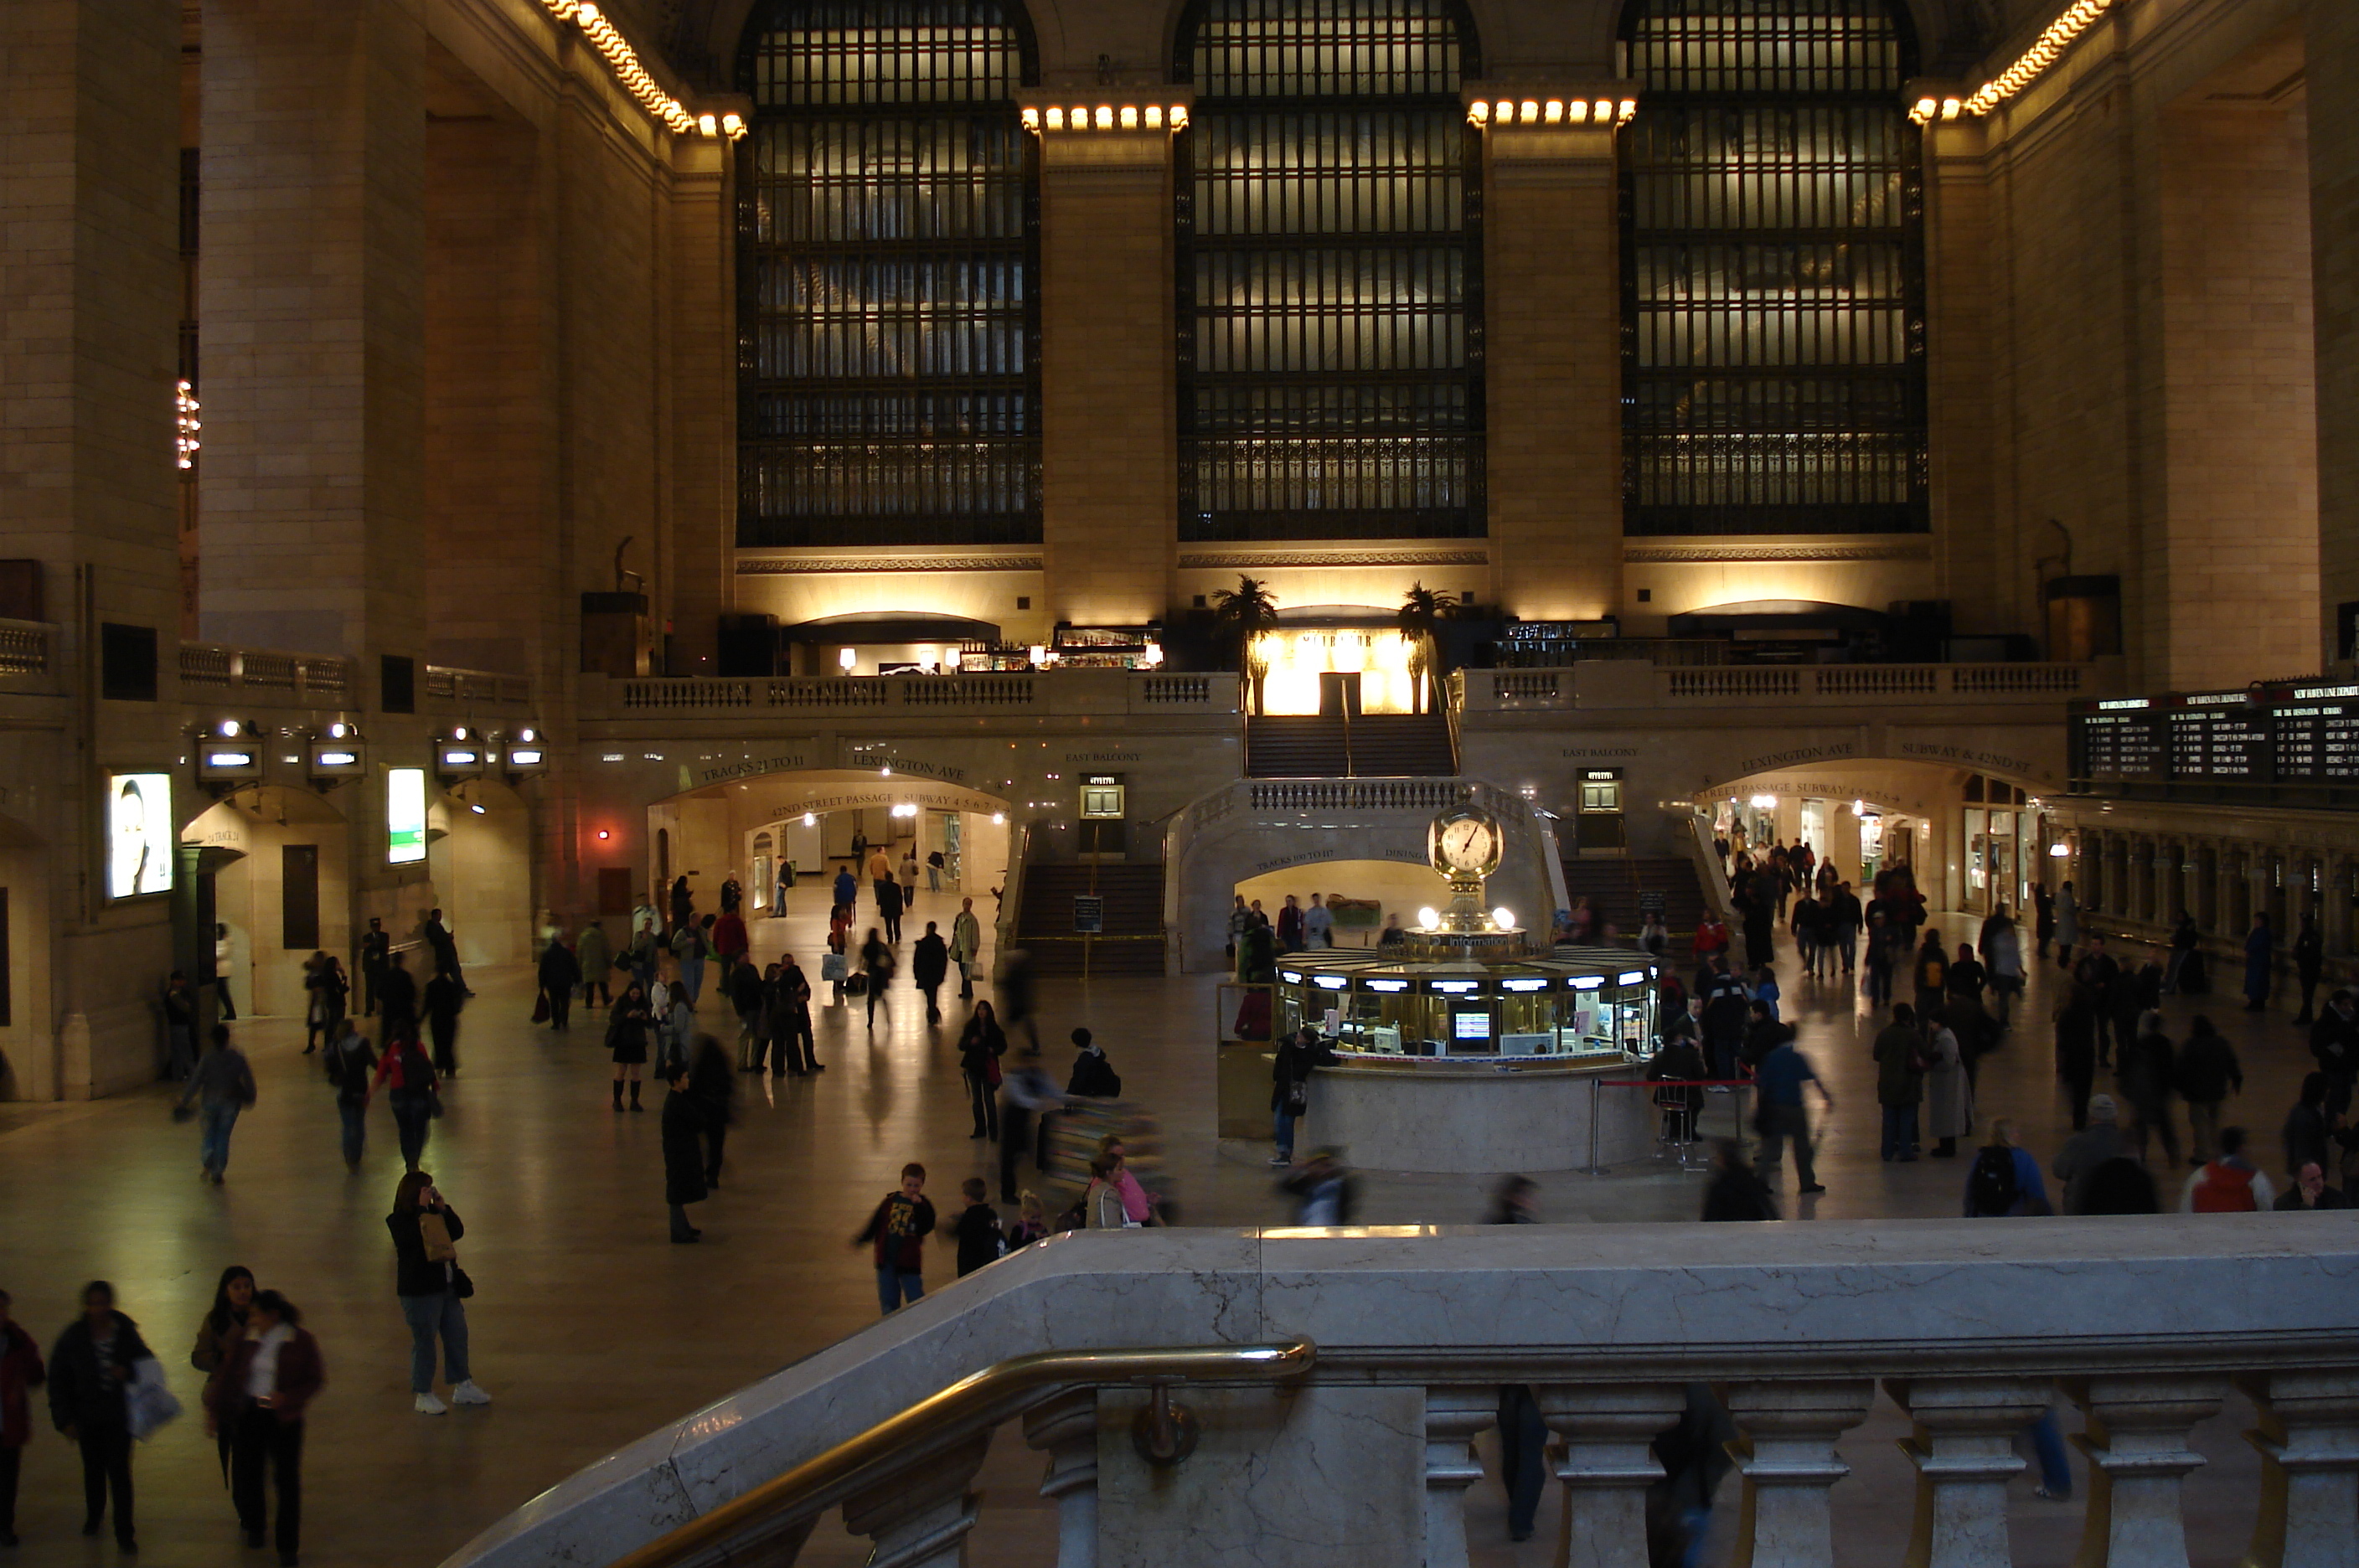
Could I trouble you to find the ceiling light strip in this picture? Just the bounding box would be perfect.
[539,0,744,140]
[1961,0,2114,117]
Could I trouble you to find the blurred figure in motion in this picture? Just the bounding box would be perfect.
[1483,1175,1538,1225]
[1276,1148,1357,1226]
[1700,1139,1778,1221]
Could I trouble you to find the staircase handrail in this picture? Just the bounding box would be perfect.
[994,819,1030,981]
[601,1341,1315,1568]
[1683,808,1739,924]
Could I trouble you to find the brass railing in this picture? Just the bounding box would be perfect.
[602,1339,1315,1568]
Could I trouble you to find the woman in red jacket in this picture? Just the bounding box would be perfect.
[204,1290,323,1568]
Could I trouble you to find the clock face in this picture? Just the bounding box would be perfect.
[1430,808,1502,877]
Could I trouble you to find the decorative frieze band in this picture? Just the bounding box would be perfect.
[736,555,1044,575]
[1623,544,1934,565]
[1180,549,1490,570]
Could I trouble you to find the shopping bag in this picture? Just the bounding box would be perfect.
[126,1358,182,1440]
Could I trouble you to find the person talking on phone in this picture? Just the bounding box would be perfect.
[385,1173,490,1416]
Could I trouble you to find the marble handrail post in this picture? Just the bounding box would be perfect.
[839,1435,994,1568]
[1884,1376,2049,1568]
[2235,1369,2359,1568]
[1535,1383,1687,1568]
[1025,1390,1101,1568]
[2065,1375,2224,1568]
[1418,1385,1496,1568]
[1724,1380,1875,1568]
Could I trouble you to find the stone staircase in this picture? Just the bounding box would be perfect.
[1013,862,1166,975]
[1558,854,1709,957]
[1244,711,1455,777]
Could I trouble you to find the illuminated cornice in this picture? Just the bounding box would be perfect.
[1918,0,2114,122]
[538,1,745,141]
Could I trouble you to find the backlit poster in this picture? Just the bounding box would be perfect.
[107,773,173,899]
[388,767,426,864]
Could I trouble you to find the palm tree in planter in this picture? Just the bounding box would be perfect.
[1396,581,1458,714]
[1210,575,1280,714]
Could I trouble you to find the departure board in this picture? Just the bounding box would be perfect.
[2188,703,2268,781]
[2078,707,2168,780]
[2273,702,2359,784]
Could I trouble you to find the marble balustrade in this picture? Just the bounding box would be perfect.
[442,1220,2359,1568]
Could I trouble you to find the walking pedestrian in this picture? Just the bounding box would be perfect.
[860,927,896,1029]
[204,1290,321,1568]
[999,947,1039,1053]
[2310,989,2358,1121]
[897,848,919,915]
[378,952,419,1047]
[386,1173,490,1415]
[865,844,894,924]
[773,956,818,1074]
[730,958,767,1071]
[189,1267,254,1488]
[163,971,197,1081]
[0,1289,42,1549]
[710,904,748,989]
[879,876,905,945]
[537,934,580,1033]
[2034,885,2057,960]
[359,916,390,1019]
[607,981,653,1112]
[1872,1004,1925,1162]
[1922,1008,1974,1158]
[2119,1010,2181,1167]
[301,952,345,1055]
[913,921,949,1025]
[421,966,465,1077]
[662,1060,709,1243]
[47,1281,147,1551]
[670,917,709,1007]
[2052,881,2078,967]
[2052,1095,2126,1214]
[950,897,983,1000]
[1752,1029,1832,1194]
[214,923,240,1021]
[422,907,468,996]
[2055,985,2098,1130]
[577,920,612,1008]
[689,1034,735,1189]
[1303,893,1333,950]
[2165,910,2202,995]
[999,1050,1059,1203]
[953,1179,1005,1276]
[368,1034,441,1173]
[2182,1125,2275,1211]
[2243,910,2274,1012]
[178,1024,257,1184]
[2293,913,2324,1026]
[1980,908,2024,1027]
[926,848,945,895]
[852,1164,936,1314]
[2172,1014,2241,1164]
[1912,929,1949,1019]
[958,1002,1007,1140]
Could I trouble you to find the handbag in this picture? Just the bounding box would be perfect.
[420,1210,458,1262]
[125,1357,182,1441]
[531,991,551,1023]
[985,1054,1003,1087]
[451,1266,475,1300]
[821,952,848,983]
[1283,1079,1309,1117]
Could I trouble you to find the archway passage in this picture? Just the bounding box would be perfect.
[429,777,534,967]
[181,786,354,1018]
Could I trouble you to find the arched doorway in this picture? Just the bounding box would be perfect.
[181,786,353,1017]
[0,812,54,1100]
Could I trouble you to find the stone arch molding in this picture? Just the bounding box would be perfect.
[1163,776,1559,972]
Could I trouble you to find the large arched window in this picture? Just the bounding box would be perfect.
[1620,0,1926,535]
[1175,0,1483,541]
[736,1,1039,547]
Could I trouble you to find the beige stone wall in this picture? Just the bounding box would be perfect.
[2309,0,2359,663]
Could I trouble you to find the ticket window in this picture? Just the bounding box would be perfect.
[1575,770,1625,851]
[1079,775,1125,857]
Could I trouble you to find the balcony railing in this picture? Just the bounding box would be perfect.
[441,1222,2359,1568]
[178,642,354,703]
[591,669,1241,720]
[1467,662,2096,711]
[0,618,52,678]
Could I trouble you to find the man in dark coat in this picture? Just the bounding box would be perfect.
[661,1062,709,1242]
[537,936,581,1032]
[48,1282,150,1550]
[773,957,818,1075]
[422,907,468,994]
[359,916,391,1017]
[688,1036,736,1189]
[911,921,950,1025]
[421,969,465,1077]
[377,952,419,1047]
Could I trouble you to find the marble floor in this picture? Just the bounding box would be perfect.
[0,885,2328,1568]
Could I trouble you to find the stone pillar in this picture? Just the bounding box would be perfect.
[1025,1389,1100,1568]
[2238,1368,2359,1568]
[841,1434,993,1568]
[1884,1376,2048,1568]
[1030,101,1180,627]
[1536,1382,1686,1568]
[1417,1385,1494,1568]
[198,0,427,662]
[2066,1375,2223,1568]
[0,0,184,1096]
[2306,0,2359,668]
[665,130,734,677]
[1472,88,1624,622]
[1723,1380,1874,1568]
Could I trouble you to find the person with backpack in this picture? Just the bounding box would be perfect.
[1912,930,1949,1019]
[2173,1014,2242,1164]
[2181,1125,2276,1211]
[1963,1119,2051,1217]
[367,1034,441,1173]
[1066,1027,1123,1098]
[325,1020,378,1172]
[1871,1004,1925,1162]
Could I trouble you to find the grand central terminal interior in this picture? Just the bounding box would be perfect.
[3,0,2357,1566]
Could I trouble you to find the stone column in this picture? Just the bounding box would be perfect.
[1536,1382,1686,1568]
[2066,1375,2223,1568]
[1025,1389,1100,1568]
[1471,88,1625,622]
[665,129,734,677]
[2305,0,2359,668]
[1417,1385,1494,1568]
[1030,98,1181,628]
[1723,1380,1875,1568]
[1884,1376,2049,1568]
[840,1434,994,1568]
[2238,1368,2359,1568]
[198,0,427,662]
